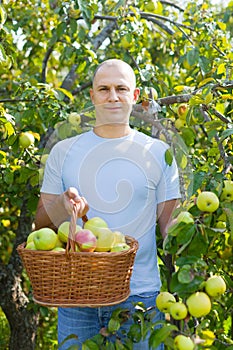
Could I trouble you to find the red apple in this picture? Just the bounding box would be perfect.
[75,229,97,252]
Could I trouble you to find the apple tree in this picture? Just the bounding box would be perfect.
[0,0,232,349]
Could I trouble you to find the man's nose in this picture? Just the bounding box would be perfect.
[108,88,119,101]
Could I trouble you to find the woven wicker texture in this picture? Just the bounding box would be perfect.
[17,235,138,307]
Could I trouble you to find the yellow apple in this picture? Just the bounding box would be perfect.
[40,154,49,165]
[26,231,38,244]
[68,112,81,127]
[25,241,37,250]
[169,302,188,320]
[110,243,130,252]
[94,227,115,252]
[174,335,194,350]
[113,231,126,244]
[186,292,211,318]
[33,227,58,250]
[221,180,233,201]
[205,275,226,297]
[196,191,219,213]
[84,217,108,233]
[19,132,35,148]
[177,103,188,120]
[175,118,187,129]
[156,292,176,313]
[58,221,82,243]
[52,247,66,252]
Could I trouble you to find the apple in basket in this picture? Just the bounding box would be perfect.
[75,229,97,252]
[84,217,115,252]
[110,243,130,252]
[33,227,58,250]
[58,221,82,243]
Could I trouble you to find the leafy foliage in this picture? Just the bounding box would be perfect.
[0,0,232,349]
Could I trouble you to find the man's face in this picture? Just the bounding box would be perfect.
[90,63,140,127]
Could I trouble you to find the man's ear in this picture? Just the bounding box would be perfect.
[133,88,140,103]
[90,88,94,104]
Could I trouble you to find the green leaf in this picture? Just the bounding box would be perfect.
[107,318,121,333]
[165,148,173,166]
[0,5,7,25]
[187,47,199,66]
[219,128,233,142]
[149,324,178,349]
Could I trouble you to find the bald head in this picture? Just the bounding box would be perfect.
[92,59,136,88]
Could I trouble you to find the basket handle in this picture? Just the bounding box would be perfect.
[66,204,88,253]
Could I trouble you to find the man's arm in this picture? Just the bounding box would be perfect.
[157,199,180,239]
[34,187,89,231]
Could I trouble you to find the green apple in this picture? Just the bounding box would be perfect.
[205,275,226,297]
[55,236,64,248]
[110,243,130,252]
[84,216,108,233]
[93,227,115,252]
[26,231,38,244]
[177,103,188,120]
[19,132,35,148]
[74,229,97,252]
[25,241,37,250]
[196,191,219,213]
[113,231,126,244]
[176,211,194,224]
[68,112,81,127]
[174,335,194,350]
[175,118,187,129]
[33,227,58,250]
[169,302,188,320]
[40,154,49,165]
[156,292,176,313]
[186,292,211,318]
[58,221,82,243]
[52,247,66,252]
[221,180,233,201]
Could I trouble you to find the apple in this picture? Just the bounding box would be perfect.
[52,247,66,252]
[33,227,58,250]
[144,0,156,12]
[156,292,176,313]
[94,227,115,252]
[19,132,35,148]
[113,231,126,244]
[174,118,187,129]
[176,211,194,224]
[55,236,64,248]
[84,217,108,233]
[205,275,226,297]
[199,329,215,347]
[121,36,131,49]
[169,302,188,320]
[177,103,188,120]
[74,229,97,252]
[186,292,211,318]
[26,231,38,244]
[110,243,130,252]
[25,241,37,250]
[68,112,81,127]
[174,335,194,350]
[221,180,233,201]
[58,221,82,243]
[196,191,219,213]
[40,154,49,165]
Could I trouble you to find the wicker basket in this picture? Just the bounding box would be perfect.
[17,207,138,307]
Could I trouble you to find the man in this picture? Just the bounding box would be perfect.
[35,59,180,349]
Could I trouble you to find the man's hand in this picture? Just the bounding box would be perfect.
[62,187,89,218]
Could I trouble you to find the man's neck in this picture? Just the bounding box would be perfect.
[93,124,132,138]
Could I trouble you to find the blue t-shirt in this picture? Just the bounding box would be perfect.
[41,129,181,294]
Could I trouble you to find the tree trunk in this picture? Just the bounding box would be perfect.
[0,198,40,350]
